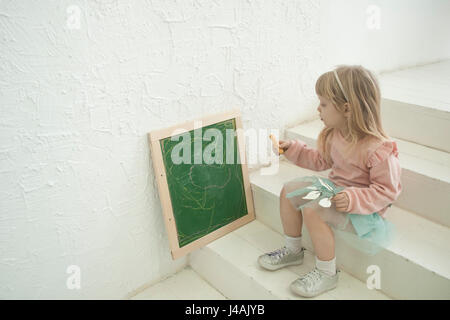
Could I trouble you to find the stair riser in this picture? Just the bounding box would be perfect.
[335,241,450,300]
[284,130,450,227]
[252,184,450,300]
[189,246,279,300]
[397,170,450,227]
[381,98,450,153]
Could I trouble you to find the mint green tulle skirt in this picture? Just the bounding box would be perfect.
[283,175,395,256]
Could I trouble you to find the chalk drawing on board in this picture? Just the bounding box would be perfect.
[148,109,255,259]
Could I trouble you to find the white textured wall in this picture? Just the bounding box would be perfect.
[0,0,447,299]
[0,0,323,300]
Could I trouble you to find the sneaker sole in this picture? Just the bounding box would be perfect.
[289,272,339,298]
[290,282,338,298]
[258,257,304,271]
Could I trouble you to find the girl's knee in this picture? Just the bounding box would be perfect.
[302,207,316,219]
[280,187,290,202]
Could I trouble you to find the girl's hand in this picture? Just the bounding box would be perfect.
[331,192,349,212]
[278,139,292,153]
[269,135,292,155]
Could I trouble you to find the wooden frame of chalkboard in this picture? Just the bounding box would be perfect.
[148,109,255,259]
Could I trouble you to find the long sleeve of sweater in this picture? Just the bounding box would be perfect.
[341,141,402,215]
[282,139,332,172]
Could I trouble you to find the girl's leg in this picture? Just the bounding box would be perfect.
[280,187,303,237]
[290,210,338,298]
[257,187,304,271]
[302,207,335,261]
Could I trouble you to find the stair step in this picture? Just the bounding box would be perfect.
[379,60,450,153]
[129,266,227,300]
[285,119,450,227]
[190,220,390,300]
[380,61,450,114]
[250,160,450,299]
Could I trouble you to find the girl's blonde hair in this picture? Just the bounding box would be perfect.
[315,65,390,165]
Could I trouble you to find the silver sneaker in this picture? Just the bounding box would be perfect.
[290,267,340,298]
[258,246,304,271]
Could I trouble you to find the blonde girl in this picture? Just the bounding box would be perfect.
[258,65,402,298]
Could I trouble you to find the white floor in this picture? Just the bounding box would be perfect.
[130,267,227,300]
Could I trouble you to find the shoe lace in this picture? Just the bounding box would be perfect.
[299,268,322,287]
[267,246,289,260]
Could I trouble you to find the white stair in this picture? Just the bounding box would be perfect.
[131,219,390,300]
[250,160,450,300]
[190,219,390,300]
[285,119,450,228]
[378,60,450,153]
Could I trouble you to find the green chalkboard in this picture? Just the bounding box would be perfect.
[159,118,248,248]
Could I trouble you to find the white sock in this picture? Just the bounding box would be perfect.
[315,256,336,276]
[284,235,302,254]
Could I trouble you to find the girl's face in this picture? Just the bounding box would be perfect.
[317,95,347,131]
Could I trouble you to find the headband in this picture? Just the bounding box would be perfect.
[333,70,349,103]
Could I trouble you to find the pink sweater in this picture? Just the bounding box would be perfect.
[283,130,402,218]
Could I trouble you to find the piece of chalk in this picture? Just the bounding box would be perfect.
[269,134,284,154]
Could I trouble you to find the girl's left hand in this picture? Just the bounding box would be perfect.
[331,192,349,212]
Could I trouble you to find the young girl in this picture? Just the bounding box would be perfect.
[258,65,402,298]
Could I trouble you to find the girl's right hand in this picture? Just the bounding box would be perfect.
[275,139,292,154]
[279,139,292,151]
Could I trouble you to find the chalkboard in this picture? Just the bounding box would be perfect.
[148,109,255,259]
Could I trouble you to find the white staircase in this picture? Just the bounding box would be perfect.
[189,219,390,300]
[131,61,450,300]
[133,220,390,300]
